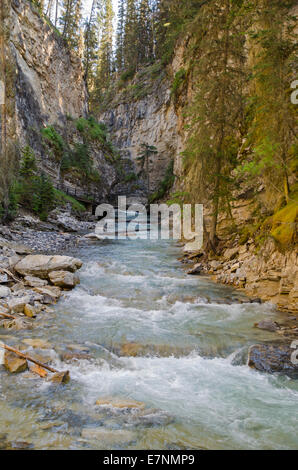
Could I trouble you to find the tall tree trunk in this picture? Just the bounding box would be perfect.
[209,0,230,248]
[0,0,8,215]
[146,153,150,195]
[55,0,59,27]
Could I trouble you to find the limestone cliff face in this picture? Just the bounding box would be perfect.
[11,0,88,139]
[0,0,117,203]
[100,73,180,198]
[100,40,297,312]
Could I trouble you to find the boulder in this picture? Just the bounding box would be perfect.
[254,319,280,332]
[223,247,239,261]
[3,351,28,374]
[248,343,298,374]
[8,296,30,313]
[34,286,62,302]
[0,286,11,298]
[0,238,31,255]
[24,276,48,288]
[14,255,83,279]
[49,271,80,289]
[49,371,70,384]
[24,304,36,318]
[187,263,203,275]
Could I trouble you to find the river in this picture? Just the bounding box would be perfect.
[0,225,298,450]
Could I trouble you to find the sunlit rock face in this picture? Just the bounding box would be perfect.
[10,0,88,147]
[0,0,117,202]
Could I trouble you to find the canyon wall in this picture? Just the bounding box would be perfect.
[99,36,297,313]
[0,0,118,204]
[100,70,182,199]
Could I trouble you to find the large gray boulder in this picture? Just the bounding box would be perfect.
[14,255,83,279]
[248,343,298,374]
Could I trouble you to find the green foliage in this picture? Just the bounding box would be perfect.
[240,0,297,204]
[120,68,136,82]
[41,119,110,183]
[171,68,187,98]
[76,117,109,144]
[41,126,65,161]
[149,160,175,203]
[124,172,138,183]
[20,146,37,177]
[53,189,85,213]
[166,191,191,207]
[13,147,55,221]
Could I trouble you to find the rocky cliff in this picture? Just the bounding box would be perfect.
[0,0,118,206]
[100,67,181,200]
[99,31,297,313]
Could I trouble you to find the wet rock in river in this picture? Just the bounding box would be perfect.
[22,338,52,349]
[248,343,298,374]
[127,409,174,427]
[81,428,136,445]
[49,271,80,289]
[61,352,92,363]
[96,397,145,411]
[7,441,34,450]
[3,350,28,373]
[14,255,83,279]
[115,342,193,358]
[2,319,33,331]
[254,319,280,332]
[50,371,70,384]
[187,263,203,275]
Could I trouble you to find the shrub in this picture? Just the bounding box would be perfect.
[171,68,187,98]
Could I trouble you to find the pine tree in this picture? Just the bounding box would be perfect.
[84,0,100,90]
[97,0,115,87]
[20,146,37,178]
[60,0,82,49]
[137,143,158,195]
[116,0,126,72]
[138,0,154,65]
[123,0,139,71]
[244,0,297,205]
[183,0,247,247]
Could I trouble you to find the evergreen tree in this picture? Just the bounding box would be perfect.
[138,0,154,65]
[183,0,247,247]
[137,143,158,195]
[116,0,126,71]
[60,0,82,49]
[97,0,115,87]
[123,0,139,71]
[84,0,101,90]
[243,0,297,205]
[20,146,37,178]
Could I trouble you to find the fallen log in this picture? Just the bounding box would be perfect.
[0,343,70,382]
[0,313,16,320]
[29,364,48,378]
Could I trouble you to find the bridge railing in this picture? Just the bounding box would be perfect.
[54,182,98,204]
